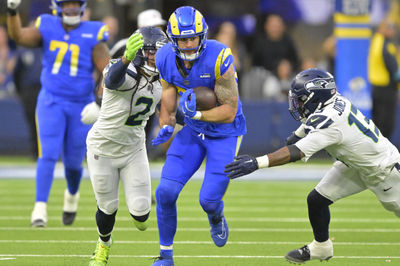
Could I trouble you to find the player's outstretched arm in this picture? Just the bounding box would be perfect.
[7,0,42,47]
[224,145,305,179]
[152,80,177,146]
[198,63,238,123]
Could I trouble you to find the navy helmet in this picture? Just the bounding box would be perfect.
[289,68,337,121]
[133,26,168,76]
[166,6,208,61]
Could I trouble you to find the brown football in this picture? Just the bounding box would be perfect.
[193,86,217,111]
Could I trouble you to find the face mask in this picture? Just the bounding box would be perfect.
[62,15,81,26]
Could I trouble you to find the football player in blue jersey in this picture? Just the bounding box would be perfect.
[6,0,110,227]
[151,6,247,265]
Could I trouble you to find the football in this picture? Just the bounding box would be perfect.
[193,86,217,111]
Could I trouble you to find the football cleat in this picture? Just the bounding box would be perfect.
[63,189,79,225]
[89,239,111,266]
[285,239,333,264]
[208,213,229,247]
[31,202,47,227]
[133,219,148,231]
[152,252,174,266]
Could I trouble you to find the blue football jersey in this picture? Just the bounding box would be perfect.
[35,14,109,101]
[156,40,247,137]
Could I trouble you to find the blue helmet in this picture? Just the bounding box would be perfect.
[51,0,86,25]
[134,26,168,76]
[289,68,337,121]
[167,6,208,61]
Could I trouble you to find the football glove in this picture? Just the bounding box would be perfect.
[152,125,174,146]
[224,154,259,179]
[123,33,144,61]
[80,101,100,125]
[179,89,197,118]
[7,0,21,9]
[286,131,302,145]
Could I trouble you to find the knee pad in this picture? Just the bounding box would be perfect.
[127,196,150,216]
[155,178,183,208]
[131,212,149,222]
[98,199,119,215]
[199,198,223,214]
[307,189,333,209]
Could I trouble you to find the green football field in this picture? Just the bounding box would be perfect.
[0,177,399,266]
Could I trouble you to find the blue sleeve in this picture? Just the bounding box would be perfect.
[104,59,129,90]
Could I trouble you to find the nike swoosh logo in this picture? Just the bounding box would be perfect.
[383,187,392,192]
[310,118,318,123]
[244,159,253,164]
[224,59,230,67]
[217,218,227,239]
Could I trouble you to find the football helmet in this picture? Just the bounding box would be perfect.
[289,68,337,121]
[133,26,168,76]
[167,6,208,61]
[51,0,86,26]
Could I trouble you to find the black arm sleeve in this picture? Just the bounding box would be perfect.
[287,144,302,162]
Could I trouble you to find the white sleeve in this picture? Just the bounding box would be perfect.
[295,126,342,162]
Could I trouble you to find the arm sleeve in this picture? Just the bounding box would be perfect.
[104,59,130,90]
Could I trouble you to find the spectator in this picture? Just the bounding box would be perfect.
[251,14,300,79]
[13,45,42,158]
[102,15,119,48]
[0,25,16,98]
[213,21,250,81]
[368,19,400,139]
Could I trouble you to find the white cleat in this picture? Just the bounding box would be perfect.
[285,239,333,264]
[63,189,80,225]
[31,202,47,227]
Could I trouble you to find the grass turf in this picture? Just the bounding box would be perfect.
[0,178,399,265]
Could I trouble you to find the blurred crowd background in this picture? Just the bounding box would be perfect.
[1,0,400,158]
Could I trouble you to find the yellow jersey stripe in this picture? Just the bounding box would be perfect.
[35,16,42,29]
[35,112,42,158]
[215,49,224,80]
[97,25,109,41]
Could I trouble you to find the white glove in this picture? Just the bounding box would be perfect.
[81,102,100,125]
[8,0,21,10]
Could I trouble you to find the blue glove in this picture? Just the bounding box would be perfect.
[179,89,197,118]
[224,154,259,179]
[152,125,174,146]
[286,132,302,145]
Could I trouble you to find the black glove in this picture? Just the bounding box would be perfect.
[224,154,259,179]
[286,132,301,145]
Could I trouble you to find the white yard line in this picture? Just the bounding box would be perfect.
[0,227,399,232]
[0,216,398,223]
[0,254,399,259]
[0,240,400,246]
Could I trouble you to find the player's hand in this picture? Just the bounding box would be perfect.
[224,154,259,179]
[152,125,174,146]
[179,89,197,118]
[286,131,302,145]
[7,0,21,9]
[123,33,144,61]
[80,101,100,125]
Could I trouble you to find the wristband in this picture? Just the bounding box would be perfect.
[256,155,269,168]
[192,111,202,120]
[7,8,17,16]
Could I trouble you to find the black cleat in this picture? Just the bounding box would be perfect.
[285,245,311,264]
[62,211,76,225]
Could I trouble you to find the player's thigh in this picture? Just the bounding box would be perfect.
[63,101,91,167]
[120,148,152,216]
[87,149,120,214]
[36,92,66,159]
[162,126,205,184]
[368,167,400,215]
[316,161,367,202]
[200,135,241,201]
